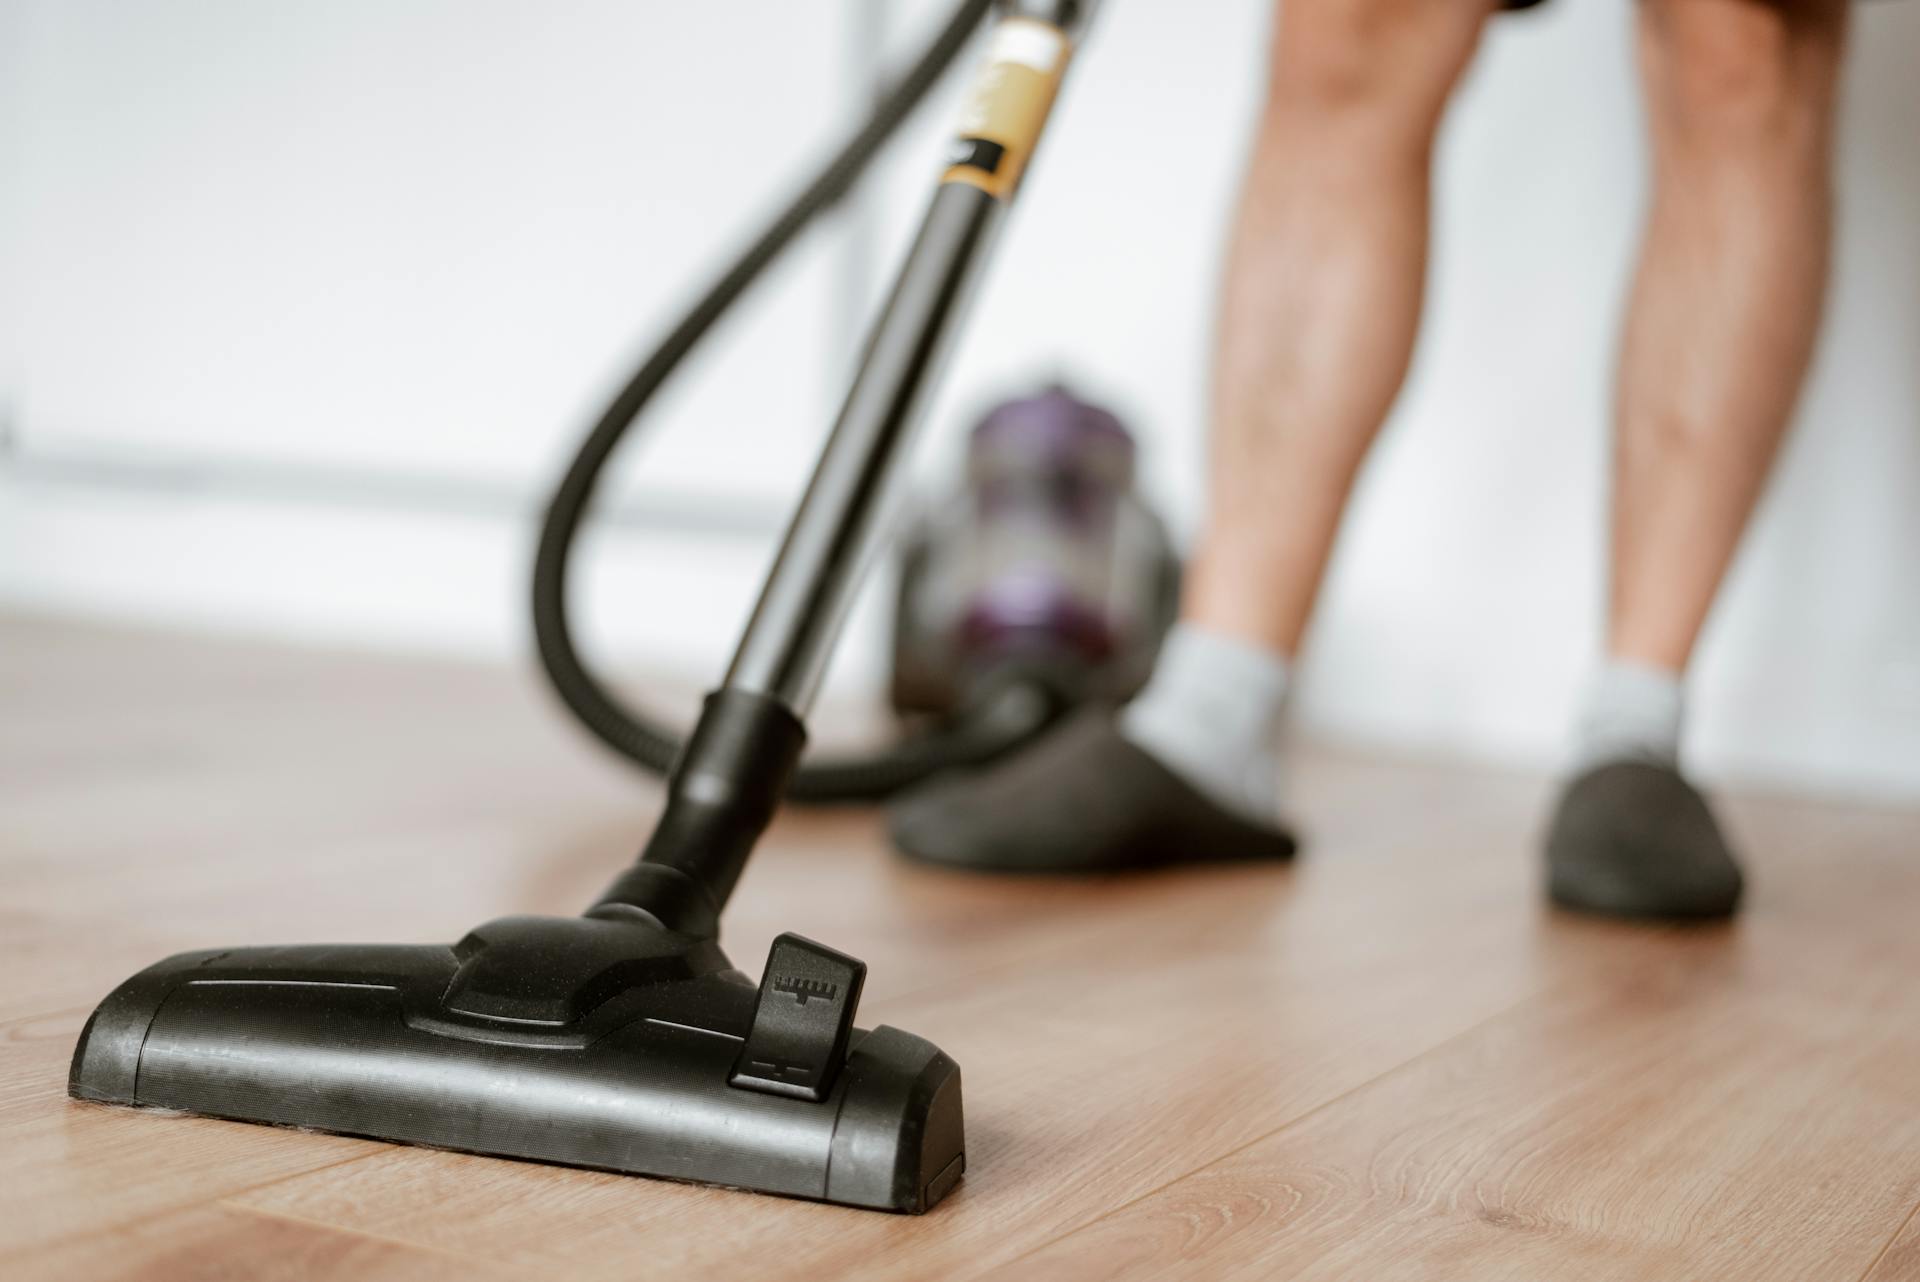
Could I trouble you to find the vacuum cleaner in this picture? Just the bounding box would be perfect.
[71,0,1114,1215]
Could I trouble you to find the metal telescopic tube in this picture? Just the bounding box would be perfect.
[601,8,1083,930]
[599,191,1005,932]
[724,183,1005,712]
[724,0,1098,711]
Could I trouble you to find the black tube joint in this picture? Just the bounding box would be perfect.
[590,688,807,937]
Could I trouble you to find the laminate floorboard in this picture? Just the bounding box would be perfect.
[2,615,1914,1279]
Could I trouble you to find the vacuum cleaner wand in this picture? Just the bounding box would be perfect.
[602,106,1028,930]
[531,0,1108,804]
[70,0,1094,1214]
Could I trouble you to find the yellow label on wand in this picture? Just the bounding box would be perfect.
[941,18,1070,201]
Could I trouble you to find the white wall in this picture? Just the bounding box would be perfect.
[3,0,1917,799]
[1,0,880,695]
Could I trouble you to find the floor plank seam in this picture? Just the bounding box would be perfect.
[4,1148,381,1261]
[866,912,1150,1010]
[216,1198,510,1272]
[204,1148,389,1207]
[0,1004,92,1032]
[974,979,1555,1280]
[1854,1194,1920,1282]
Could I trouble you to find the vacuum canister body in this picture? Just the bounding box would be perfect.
[890,387,1180,721]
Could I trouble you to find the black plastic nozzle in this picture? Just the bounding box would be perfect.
[70,919,964,1212]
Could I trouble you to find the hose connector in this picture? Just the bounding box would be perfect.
[995,0,1099,40]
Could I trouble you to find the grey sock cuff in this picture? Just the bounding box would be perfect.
[1574,659,1685,771]
[1120,622,1290,823]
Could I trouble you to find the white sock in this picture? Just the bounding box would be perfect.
[1119,622,1290,825]
[1574,658,1685,771]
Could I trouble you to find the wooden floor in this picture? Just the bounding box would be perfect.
[3,614,1918,1281]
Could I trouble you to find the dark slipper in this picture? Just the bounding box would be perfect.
[886,709,1297,873]
[1544,759,1744,921]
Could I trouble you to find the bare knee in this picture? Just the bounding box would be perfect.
[1641,0,1848,149]
[1266,0,1495,138]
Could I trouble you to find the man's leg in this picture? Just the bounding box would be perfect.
[1184,0,1497,655]
[890,0,1498,871]
[1548,0,1849,919]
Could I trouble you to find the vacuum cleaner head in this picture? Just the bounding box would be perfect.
[70,916,964,1213]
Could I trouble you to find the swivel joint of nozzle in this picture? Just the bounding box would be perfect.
[591,687,807,938]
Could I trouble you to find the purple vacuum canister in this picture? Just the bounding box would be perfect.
[888,386,1180,720]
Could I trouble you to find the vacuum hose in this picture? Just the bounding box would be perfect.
[531,0,1051,804]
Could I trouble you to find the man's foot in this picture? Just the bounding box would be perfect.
[1543,759,1744,921]
[886,709,1298,873]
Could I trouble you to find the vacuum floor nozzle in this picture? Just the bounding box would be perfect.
[69,916,965,1213]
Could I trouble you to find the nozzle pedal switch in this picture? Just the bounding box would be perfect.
[729,933,867,1103]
